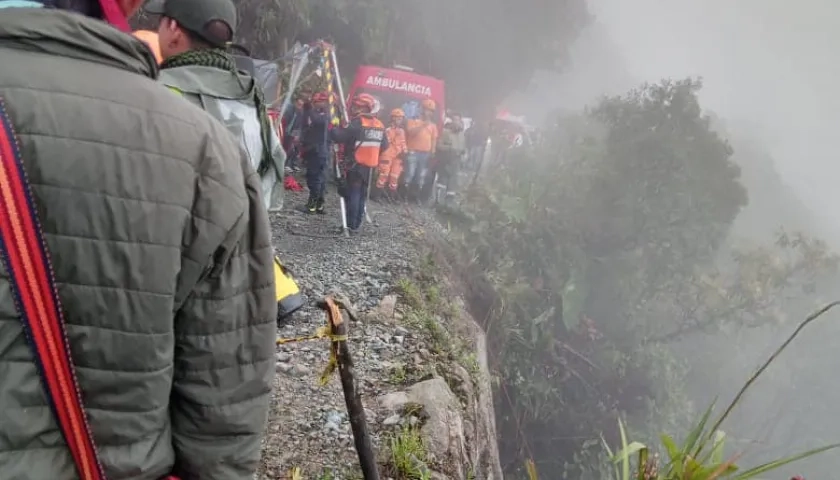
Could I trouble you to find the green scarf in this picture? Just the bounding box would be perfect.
[161,49,274,176]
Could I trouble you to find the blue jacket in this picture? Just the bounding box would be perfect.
[301,107,331,158]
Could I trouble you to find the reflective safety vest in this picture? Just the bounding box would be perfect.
[355,115,386,167]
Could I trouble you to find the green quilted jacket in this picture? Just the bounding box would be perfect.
[0,7,277,480]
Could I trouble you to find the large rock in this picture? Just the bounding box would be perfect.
[375,295,503,479]
[461,325,504,480]
[367,294,398,323]
[407,378,467,465]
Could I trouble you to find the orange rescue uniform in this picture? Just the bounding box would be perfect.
[405,119,438,153]
[354,115,386,167]
[376,126,407,190]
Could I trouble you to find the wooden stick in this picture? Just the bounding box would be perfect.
[323,297,380,479]
[330,292,360,322]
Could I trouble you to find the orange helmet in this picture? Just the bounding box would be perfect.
[421,99,436,110]
[311,91,330,104]
[352,93,376,112]
[390,108,405,118]
[133,30,162,64]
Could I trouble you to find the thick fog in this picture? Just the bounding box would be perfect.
[504,0,840,474]
[591,0,840,240]
[512,0,840,242]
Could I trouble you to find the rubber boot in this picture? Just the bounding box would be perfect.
[305,197,317,214]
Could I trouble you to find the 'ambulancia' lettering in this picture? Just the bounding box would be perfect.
[365,76,432,97]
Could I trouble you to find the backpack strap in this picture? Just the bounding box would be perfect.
[0,98,106,480]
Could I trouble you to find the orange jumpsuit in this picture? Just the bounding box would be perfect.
[376,126,407,191]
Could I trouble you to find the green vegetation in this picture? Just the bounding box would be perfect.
[388,362,408,385]
[388,426,431,480]
[396,272,482,392]
[450,78,839,477]
[599,303,840,479]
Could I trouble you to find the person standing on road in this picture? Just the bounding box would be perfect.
[403,99,438,200]
[373,108,408,201]
[150,0,286,212]
[0,0,277,478]
[331,93,388,234]
[435,113,467,203]
[300,91,332,214]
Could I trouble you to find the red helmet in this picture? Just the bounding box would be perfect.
[311,91,330,104]
[421,99,436,110]
[352,93,376,112]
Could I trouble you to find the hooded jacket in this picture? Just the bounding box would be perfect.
[0,7,276,479]
[159,62,286,212]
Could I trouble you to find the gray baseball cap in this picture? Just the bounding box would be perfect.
[144,0,237,47]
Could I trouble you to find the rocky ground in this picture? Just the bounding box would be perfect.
[257,176,450,479]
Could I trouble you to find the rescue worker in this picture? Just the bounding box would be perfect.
[403,99,439,199]
[331,93,388,234]
[435,113,467,204]
[373,108,408,201]
[149,0,287,212]
[0,0,276,478]
[301,91,332,213]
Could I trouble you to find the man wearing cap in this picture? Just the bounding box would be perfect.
[0,0,276,478]
[147,0,286,213]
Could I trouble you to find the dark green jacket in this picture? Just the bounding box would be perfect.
[0,8,276,480]
[160,65,286,211]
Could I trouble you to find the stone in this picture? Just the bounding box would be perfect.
[451,364,475,401]
[378,391,409,411]
[406,378,467,466]
[368,294,398,322]
[290,364,309,378]
[382,413,401,426]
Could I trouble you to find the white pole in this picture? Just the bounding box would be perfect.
[331,49,349,123]
[323,46,351,237]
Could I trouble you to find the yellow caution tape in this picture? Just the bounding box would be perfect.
[275,298,348,385]
[276,325,331,345]
[319,350,338,386]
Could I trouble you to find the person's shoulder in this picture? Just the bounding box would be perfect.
[132,81,248,196]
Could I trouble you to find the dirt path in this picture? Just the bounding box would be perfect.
[257,177,440,479]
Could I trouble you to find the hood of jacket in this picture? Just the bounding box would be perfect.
[0,6,157,78]
[159,63,257,102]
